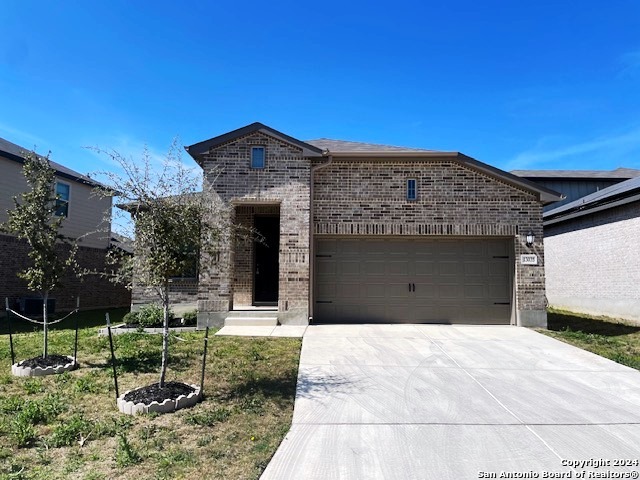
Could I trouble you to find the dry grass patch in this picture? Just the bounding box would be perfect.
[0,309,301,479]
[541,308,640,370]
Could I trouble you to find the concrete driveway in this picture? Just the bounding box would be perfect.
[261,324,640,479]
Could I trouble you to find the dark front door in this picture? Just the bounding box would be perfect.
[254,216,280,304]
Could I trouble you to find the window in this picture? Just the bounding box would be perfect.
[55,182,70,217]
[407,179,417,201]
[251,146,265,169]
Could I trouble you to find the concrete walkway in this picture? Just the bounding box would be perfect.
[261,324,640,479]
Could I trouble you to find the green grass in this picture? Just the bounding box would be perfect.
[541,308,640,370]
[0,308,301,479]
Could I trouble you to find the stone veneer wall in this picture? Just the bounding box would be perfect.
[544,201,640,322]
[313,159,547,326]
[197,131,311,326]
[0,234,131,314]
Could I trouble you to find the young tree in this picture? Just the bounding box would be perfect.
[2,152,77,358]
[93,140,224,387]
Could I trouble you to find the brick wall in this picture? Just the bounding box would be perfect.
[132,279,198,308]
[198,131,310,326]
[544,201,640,322]
[313,159,547,325]
[0,234,131,313]
[192,131,547,327]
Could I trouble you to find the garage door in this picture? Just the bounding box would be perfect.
[314,238,513,324]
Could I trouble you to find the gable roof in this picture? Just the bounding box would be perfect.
[306,138,437,153]
[0,136,105,189]
[544,175,640,225]
[185,122,324,163]
[186,122,563,204]
[512,167,640,180]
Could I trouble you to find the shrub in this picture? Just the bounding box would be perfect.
[182,310,197,326]
[123,304,174,328]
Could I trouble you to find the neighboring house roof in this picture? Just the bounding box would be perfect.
[186,122,563,204]
[110,232,134,254]
[306,138,437,153]
[512,167,640,180]
[544,175,640,225]
[0,136,106,189]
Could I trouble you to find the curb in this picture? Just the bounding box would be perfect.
[117,384,201,415]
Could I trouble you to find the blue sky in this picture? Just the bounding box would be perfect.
[1,0,640,176]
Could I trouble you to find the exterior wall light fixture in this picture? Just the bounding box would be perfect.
[526,231,535,246]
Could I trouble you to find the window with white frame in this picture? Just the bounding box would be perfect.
[407,178,417,201]
[251,146,265,169]
[55,182,70,217]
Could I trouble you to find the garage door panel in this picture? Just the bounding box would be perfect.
[386,260,410,276]
[439,284,464,299]
[489,261,509,277]
[336,283,360,299]
[464,284,486,299]
[414,283,437,298]
[363,260,386,275]
[339,261,361,275]
[439,261,464,276]
[415,260,435,276]
[314,238,512,324]
[316,282,336,298]
[464,261,486,276]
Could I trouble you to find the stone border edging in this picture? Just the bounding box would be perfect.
[117,384,202,415]
[11,356,77,377]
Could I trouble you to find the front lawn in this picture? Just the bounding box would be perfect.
[0,309,301,480]
[541,308,640,370]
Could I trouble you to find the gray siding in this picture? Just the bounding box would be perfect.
[544,202,640,322]
[0,156,110,249]
[536,179,620,211]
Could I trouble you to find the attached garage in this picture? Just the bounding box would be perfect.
[314,237,513,324]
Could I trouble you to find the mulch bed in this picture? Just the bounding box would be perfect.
[18,354,73,369]
[123,381,195,405]
[123,318,190,329]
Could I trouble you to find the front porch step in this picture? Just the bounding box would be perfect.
[224,316,278,327]
[226,310,278,319]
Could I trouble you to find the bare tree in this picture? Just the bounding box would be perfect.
[92,140,225,387]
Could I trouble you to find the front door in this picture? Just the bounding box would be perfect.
[253,216,280,305]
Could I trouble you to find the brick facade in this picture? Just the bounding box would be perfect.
[196,131,311,326]
[544,201,640,322]
[147,125,552,328]
[0,234,131,314]
[313,159,546,325]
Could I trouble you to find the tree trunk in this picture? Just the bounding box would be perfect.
[42,291,49,358]
[159,283,170,387]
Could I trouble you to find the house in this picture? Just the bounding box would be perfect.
[543,176,640,322]
[0,136,131,313]
[511,168,640,211]
[172,122,562,329]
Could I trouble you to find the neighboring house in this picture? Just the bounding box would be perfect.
[0,137,131,313]
[170,122,561,328]
[543,177,640,322]
[511,168,640,211]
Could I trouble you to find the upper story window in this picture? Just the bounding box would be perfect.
[55,182,70,217]
[407,178,417,201]
[251,146,265,169]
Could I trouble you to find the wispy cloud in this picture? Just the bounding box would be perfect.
[619,49,640,77]
[0,122,50,151]
[506,127,640,170]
